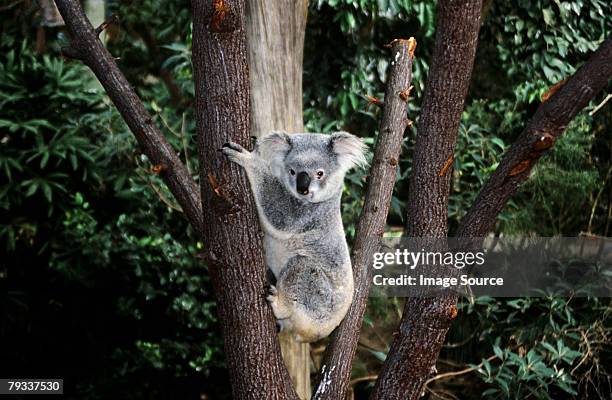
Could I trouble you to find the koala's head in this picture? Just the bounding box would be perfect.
[258,131,368,203]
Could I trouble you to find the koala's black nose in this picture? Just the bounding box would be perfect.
[296,172,311,195]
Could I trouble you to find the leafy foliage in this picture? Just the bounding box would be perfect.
[0,19,222,399]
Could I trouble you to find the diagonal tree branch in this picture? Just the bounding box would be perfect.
[191,0,297,399]
[372,1,484,399]
[312,37,416,400]
[53,0,203,233]
[457,36,612,238]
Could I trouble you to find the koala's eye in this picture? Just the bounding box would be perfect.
[290,169,296,176]
[316,170,324,179]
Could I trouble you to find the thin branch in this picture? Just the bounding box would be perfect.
[135,168,184,214]
[457,37,612,238]
[589,93,612,116]
[425,387,461,400]
[95,13,118,37]
[588,165,612,233]
[0,0,24,12]
[53,0,203,234]
[180,113,192,174]
[350,374,378,386]
[424,354,497,386]
[312,37,417,400]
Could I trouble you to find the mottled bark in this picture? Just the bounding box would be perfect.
[457,37,612,237]
[191,1,298,399]
[245,2,310,397]
[372,1,483,399]
[53,0,202,234]
[312,38,416,400]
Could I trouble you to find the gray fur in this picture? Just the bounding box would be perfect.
[221,131,367,342]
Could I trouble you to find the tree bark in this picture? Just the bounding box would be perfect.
[403,0,482,238]
[246,0,307,137]
[312,38,416,400]
[53,0,202,234]
[457,36,612,237]
[245,2,310,398]
[371,1,483,399]
[191,1,298,399]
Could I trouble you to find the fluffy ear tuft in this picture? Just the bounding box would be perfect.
[257,131,292,161]
[329,131,368,171]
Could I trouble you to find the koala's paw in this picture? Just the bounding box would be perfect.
[220,141,251,166]
[266,285,292,320]
[222,142,246,152]
[265,284,278,303]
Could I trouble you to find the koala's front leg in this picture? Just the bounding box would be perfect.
[220,141,253,168]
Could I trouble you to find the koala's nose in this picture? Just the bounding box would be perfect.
[296,171,311,195]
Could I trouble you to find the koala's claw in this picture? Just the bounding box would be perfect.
[221,141,252,167]
[266,285,279,307]
[265,284,278,296]
[222,142,245,152]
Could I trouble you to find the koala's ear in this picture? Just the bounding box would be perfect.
[329,131,368,171]
[257,131,292,160]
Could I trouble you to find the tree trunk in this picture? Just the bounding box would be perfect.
[245,2,310,398]
[192,1,298,398]
[246,0,307,137]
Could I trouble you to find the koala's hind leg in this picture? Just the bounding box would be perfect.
[221,142,253,168]
[266,284,294,320]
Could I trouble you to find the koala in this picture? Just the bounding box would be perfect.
[221,131,367,342]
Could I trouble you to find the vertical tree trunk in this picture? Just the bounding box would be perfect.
[192,1,298,398]
[245,1,310,398]
[246,0,307,137]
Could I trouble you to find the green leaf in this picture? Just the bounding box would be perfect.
[543,8,555,25]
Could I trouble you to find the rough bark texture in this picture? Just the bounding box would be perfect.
[191,1,297,399]
[53,0,202,233]
[312,38,416,400]
[457,36,612,237]
[372,1,483,399]
[404,0,482,238]
[245,2,310,397]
